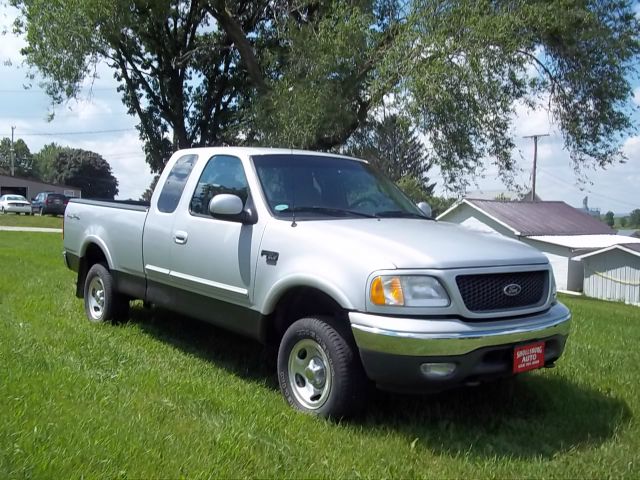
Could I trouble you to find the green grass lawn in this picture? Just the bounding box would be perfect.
[0,213,62,228]
[1,232,638,478]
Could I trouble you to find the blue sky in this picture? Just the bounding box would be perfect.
[0,5,638,212]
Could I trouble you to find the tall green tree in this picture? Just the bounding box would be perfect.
[12,0,640,190]
[0,138,34,177]
[343,113,436,194]
[32,143,67,182]
[629,209,640,228]
[140,175,160,202]
[395,175,455,217]
[604,210,615,228]
[50,149,119,199]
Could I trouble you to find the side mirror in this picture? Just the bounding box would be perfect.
[209,194,244,217]
[417,201,432,218]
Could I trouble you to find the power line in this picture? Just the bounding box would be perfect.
[538,169,639,209]
[0,87,116,93]
[19,128,136,136]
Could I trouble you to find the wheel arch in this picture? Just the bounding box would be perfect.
[75,239,112,298]
[261,285,351,346]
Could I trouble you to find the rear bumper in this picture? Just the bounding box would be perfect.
[349,302,571,391]
[3,205,31,213]
[37,204,65,214]
[63,250,80,272]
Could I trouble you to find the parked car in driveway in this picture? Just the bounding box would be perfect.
[31,192,67,216]
[0,194,32,215]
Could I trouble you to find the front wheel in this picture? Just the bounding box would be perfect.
[277,316,367,419]
[83,263,129,323]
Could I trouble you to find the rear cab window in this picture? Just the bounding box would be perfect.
[157,154,198,213]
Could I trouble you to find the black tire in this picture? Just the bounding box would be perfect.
[83,263,130,323]
[0,207,4,214]
[277,316,367,419]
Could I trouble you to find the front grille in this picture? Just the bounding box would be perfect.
[456,271,548,313]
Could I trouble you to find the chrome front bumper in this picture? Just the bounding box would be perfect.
[349,302,571,357]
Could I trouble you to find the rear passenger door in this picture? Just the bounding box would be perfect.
[169,154,256,308]
[143,154,199,286]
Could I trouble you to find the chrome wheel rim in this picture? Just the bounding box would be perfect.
[288,338,331,410]
[87,276,106,320]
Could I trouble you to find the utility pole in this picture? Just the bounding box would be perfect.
[523,133,549,201]
[10,125,16,176]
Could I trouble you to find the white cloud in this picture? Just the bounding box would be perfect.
[67,132,153,200]
[0,6,24,62]
[62,98,114,121]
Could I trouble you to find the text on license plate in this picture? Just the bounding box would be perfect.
[513,341,545,373]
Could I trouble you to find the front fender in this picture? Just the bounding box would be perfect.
[261,273,355,315]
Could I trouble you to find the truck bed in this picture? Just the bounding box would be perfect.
[64,198,149,279]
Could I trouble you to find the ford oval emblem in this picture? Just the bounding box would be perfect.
[503,283,522,296]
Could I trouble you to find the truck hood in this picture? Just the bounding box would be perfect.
[299,218,548,269]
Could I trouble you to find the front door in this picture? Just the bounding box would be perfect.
[169,154,257,308]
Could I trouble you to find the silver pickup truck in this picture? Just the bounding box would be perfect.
[63,147,571,418]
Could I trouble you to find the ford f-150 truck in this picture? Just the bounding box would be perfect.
[63,147,571,418]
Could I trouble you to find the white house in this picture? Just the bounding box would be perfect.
[575,244,640,306]
[437,199,640,292]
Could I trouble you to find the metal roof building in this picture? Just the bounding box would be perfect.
[437,199,639,292]
[575,244,640,306]
[0,174,81,201]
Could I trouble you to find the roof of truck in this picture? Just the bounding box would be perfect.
[172,146,368,163]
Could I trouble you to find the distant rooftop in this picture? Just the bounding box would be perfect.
[527,234,640,250]
[574,242,640,260]
[465,190,542,202]
[463,199,615,236]
[616,229,640,237]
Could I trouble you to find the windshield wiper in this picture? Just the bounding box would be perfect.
[281,206,378,218]
[375,210,431,219]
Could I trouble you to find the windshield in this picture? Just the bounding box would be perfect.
[252,154,427,219]
[6,195,27,201]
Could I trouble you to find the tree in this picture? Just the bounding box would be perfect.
[629,209,640,228]
[0,138,34,177]
[395,175,455,217]
[620,217,627,228]
[32,143,67,182]
[343,113,436,194]
[50,149,119,199]
[604,211,615,227]
[140,175,160,202]
[12,0,640,189]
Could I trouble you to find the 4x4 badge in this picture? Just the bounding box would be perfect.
[261,250,279,265]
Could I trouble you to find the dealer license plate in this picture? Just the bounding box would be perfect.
[513,341,545,373]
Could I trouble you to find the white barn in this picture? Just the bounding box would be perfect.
[575,244,640,306]
[437,199,640,292]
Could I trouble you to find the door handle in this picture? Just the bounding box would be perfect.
[174,231,188,245]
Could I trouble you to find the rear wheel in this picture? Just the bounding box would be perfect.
[278,316,367,418]
[83,263,130,323]
[0,207,4,214]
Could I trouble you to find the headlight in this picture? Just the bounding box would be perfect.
[550,273,558,304]
[370,275,450,307]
